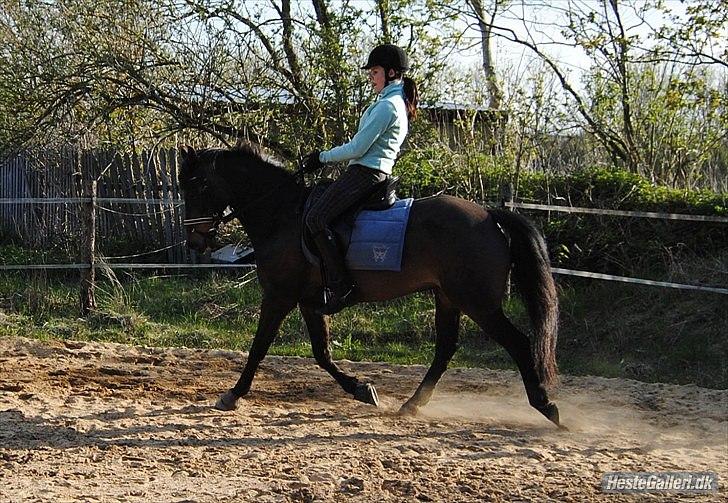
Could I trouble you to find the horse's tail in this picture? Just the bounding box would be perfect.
[489,209,559,387]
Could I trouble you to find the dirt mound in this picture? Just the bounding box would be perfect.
[0,336,725,502]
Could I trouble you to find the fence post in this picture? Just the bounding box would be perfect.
[80,180,97,315]
[499,183,513,209]
[500,183,514,298]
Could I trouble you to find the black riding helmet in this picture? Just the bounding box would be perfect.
[361,44,409,72]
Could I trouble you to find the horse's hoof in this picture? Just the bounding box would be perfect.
[537,401,565,429]
[214,390,239,411]
[354,383,379,406]
[398,402,418,416]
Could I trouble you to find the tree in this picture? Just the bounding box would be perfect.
[0,0,229,150]
[649,0,728,70]
[464,0,503,110]
[430,0,504,110]
[454,0,727,185]
[0,0,456,157]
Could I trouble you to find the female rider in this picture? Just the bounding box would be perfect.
[303,43,418,315]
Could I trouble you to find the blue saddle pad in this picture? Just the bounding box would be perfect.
[345,198,414,271]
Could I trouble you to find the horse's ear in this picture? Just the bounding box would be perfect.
[179,145,196,163]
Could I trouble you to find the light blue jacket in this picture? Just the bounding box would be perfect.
[319,81,408,175]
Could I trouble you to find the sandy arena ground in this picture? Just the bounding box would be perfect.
[0,336,725,502]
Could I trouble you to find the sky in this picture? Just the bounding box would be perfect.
[452,1,694,78]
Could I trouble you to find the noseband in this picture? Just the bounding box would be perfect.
[183,211,237,245]
[183,216,218,226]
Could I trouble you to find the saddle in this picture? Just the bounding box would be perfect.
[301,176,399,267]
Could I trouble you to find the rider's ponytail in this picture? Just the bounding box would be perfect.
[403,76,418,120]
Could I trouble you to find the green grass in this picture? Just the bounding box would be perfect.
[0,269,725,389]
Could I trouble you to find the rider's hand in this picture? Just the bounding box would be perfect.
[302,150,323,173]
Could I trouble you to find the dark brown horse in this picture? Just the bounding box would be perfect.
[179,144,563,427]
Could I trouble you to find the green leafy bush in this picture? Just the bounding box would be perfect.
[394,152,727,279]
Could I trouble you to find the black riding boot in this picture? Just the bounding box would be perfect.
[313,230,355,315]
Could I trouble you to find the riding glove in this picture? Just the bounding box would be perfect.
[302,150,324,173]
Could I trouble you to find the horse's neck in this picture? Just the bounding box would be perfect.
[230,173,304,245]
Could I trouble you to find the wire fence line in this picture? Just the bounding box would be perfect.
[1,262,724,295]
[0,197,182,205]
[2,196,726,222]
[500,199,727,294]
[1,192,726,296]
[550,268,728,295]
[0,197,183,218]
[0,147,187,263]
[504,201,728,223]
[0,263,256,270]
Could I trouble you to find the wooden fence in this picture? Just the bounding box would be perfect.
[2,149,726,313]
[0,147,187,263]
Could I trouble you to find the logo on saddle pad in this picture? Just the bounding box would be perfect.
[372,244,389,263]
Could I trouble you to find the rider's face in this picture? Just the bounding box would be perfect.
[368,66,387,93]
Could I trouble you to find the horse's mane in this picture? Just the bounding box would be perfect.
[195,142,293,179]
[180,143,300,212]
[233,141,288,170]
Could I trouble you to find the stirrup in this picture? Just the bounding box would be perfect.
[317,286,354,315]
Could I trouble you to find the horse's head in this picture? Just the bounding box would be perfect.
[179,143,301,251]
[179,146,232,253]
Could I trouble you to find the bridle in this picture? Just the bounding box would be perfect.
[181,167,233,248]
[182,159,307,248]
[183,210,237,247]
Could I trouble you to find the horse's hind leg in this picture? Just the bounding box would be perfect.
[472,308,562,427]
[216,297,296,411]
[300,304,379,406]
[399,293,460,415]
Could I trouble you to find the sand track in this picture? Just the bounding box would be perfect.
[0,336,725,502]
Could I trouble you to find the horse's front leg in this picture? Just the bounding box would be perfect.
[215,297,296,411]
[299,304,379,406]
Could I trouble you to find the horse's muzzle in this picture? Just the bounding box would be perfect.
[187,229,211,253]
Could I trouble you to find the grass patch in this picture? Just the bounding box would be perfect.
[556,277,727,387]
[0,268,725,388]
